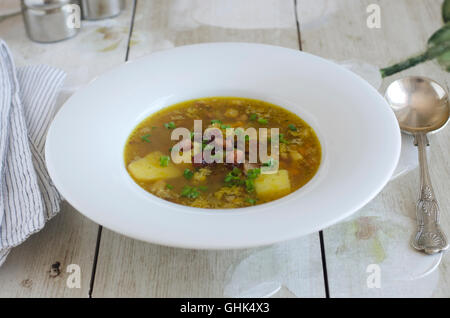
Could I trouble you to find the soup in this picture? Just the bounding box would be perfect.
[124,97,321,208]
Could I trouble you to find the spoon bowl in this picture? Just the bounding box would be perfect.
[385,76,449,133]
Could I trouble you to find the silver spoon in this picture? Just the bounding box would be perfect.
[385,76,449,254]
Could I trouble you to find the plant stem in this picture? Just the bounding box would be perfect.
[380,42,450,77]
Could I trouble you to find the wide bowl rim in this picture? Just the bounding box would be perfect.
[45,42,401,249]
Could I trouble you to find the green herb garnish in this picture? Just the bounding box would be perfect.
[244,168,261,193]
[246,198,257,205]
[211,119,222,124]
[288,124,297,131]
[246,168,261,180]
[198,186,208,192]
[279,133,288,144]
[164,122,176,129]
[224,167,244,186]
[249,114,257,121]
[220,124,231,129]
[257,118,268,125]
[180,186,200,199]
[166,184,174,190]
[159,155,170,167]
[262,158,277,168]
[183,168,194,180]
[245,179,256,192]
[141,134,151,143]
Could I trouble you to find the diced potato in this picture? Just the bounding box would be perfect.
[289,151,304,161]
[255,170,291,200]
[128,151,182,182]
[225,108,239,118]
[193,168,211,183]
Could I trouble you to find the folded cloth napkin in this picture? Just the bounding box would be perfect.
[0,40,65,266]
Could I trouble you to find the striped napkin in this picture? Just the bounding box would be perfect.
[0,40,65,266]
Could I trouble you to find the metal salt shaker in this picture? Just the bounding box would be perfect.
[21,0,80,43]
[80,0,124,20]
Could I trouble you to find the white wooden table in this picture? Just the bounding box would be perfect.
[0,0,449,298]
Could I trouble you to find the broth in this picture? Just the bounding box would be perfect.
[124,97,321,208]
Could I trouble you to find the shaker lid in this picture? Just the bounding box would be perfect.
[23,0,73,9]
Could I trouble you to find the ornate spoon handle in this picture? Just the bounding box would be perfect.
[412,133,449,254]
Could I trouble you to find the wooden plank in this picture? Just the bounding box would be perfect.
[0,0,135,297]
[298,0,450,297]
[92,0,326,298]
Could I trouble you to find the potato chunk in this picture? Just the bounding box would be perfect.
[254,170,291,200]
[128,151,181,182]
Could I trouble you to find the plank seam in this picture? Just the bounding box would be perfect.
[88,0,138,298]
[294,0,330,298]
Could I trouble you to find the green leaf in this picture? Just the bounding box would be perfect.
[166,184,174,190]
[246,168,261,180]
[140,134,151,143]
[428,23,450,47]
[279,133,288,144]
[381,24,450,77]
[211,119,222,124]
[288,124,297,131]
[224,167,244,186]
[183,168,194,180]
[262,158,277,168]
[246,198,257,205]
[159,155,170,167]
[257,118,268,125]
[164,122,176,129]
[180,186,200,199]
[249,114,257,121]
[245,179,256,193]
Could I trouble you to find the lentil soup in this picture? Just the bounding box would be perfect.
[124,97,321,208]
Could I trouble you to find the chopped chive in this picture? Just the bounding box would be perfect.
[246,168,261,180]
[183,168,194,180]
[211,119,222,124]
[198,185,208,192]
[262,158,277,167]
[249,114,257,121]
[257,118,268,125]
[246,198,257,205]
[245,135,250,142]
[288,124,297,131]
[279,133,288,144]
[159,155,170,167]
[141,134,151,143]
[224,167,244,186]
[166,184,174,190]
[232,167,242,175]
[164,122,176,129]
[180,186,200,199]
[220,124,231,129]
